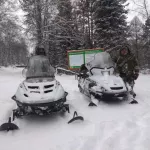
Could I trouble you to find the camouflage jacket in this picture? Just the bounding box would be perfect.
[115,54,139,77]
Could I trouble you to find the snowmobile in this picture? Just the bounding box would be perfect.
[77,51,138,106]
[0,55,83,131]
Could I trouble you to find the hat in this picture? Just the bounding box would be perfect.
[35,45,46,56]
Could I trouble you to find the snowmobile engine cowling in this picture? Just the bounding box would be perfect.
[14,79,65,104]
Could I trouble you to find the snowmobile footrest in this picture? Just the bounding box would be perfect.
[68,111,84,124]
[0,117,19,131]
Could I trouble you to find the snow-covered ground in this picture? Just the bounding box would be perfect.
[1,67,150,150]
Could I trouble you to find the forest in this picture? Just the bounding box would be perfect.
[0,0,150,69]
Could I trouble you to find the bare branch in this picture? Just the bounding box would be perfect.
[131,0,149,19]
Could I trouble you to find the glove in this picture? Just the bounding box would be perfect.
[133,73,139,80]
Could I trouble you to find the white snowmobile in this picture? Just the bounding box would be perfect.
[0,55,83,131]
[78,51,138,106]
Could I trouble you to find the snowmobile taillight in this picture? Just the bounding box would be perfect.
[44,84,54,89]
[24,94,29,97]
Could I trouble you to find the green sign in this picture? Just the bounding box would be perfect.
[68,49,103,69]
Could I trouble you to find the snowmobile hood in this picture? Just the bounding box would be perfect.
[90,75,125,87]
[14,79,65,104]
[89,74,127,94]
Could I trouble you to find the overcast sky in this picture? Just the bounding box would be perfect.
[127,0,150,22]
[15,0,149,52]
[127,0,140,22]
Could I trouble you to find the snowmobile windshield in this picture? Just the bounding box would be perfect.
[86,52,115,74]
[26,55,55,78]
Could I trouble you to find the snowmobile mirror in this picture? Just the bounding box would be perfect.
[22,68,27,78]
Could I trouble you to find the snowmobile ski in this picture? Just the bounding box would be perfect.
[68,111,84,124]
[88,93,98,107]
[88,102,97,107]
[129,98,138,104]
[0,117,19,131]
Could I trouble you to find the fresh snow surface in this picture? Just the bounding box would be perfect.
[0,67,150,150]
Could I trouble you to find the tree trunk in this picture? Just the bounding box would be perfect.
[35,0,42,45]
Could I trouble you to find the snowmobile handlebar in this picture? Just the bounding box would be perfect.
[56,67,79,75]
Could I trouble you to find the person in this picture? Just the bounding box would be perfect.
[78,64,89,78]
[115,45,139,97]
[34,45,46,56]
[26,46,55,78]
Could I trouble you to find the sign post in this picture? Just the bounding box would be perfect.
[67,48,104,70]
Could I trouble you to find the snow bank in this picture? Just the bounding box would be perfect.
[0,68,150,150]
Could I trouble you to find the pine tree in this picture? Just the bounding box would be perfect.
[143,16,150,68]
[73,0,95,48]
[52,0,75,65]
[20,0,43,46]
[0,0,28,66]
[93,0,128,51]
[128,16,143,63]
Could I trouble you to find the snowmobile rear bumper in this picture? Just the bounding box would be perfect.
[12,92,68,106]
[12,92,69,119]
[12,95,67,107]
